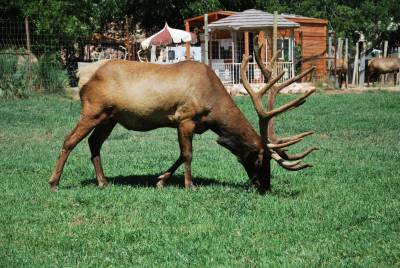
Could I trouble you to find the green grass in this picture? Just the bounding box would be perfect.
[1,92,400,267]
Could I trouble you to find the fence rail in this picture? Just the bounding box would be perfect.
[212,62,294,85]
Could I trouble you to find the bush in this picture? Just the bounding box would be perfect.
[0,50,70,99]
[32,53,69,94]
[0,51,30,99]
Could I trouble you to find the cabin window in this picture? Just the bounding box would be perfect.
[277,38,291,61]
[210,39,232,60]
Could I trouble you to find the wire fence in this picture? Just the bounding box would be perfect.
[0,18,140,98]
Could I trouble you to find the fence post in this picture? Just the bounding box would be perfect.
[352,42,359,85]
[398,47,400,86]
[125,16,131,60]
[359,41,366,86]
[382,40,388,84]
[204,14,209,66]
[272,11,278,78]
[345,38,348,87]
[335,38,343,88]
[24,17,32,90]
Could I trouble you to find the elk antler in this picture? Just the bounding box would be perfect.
[240,35,317,171]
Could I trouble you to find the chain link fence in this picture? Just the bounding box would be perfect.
[0,18,140,98]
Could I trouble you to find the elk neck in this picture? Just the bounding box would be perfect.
[210,99,263,160]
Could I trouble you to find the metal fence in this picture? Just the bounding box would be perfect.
[211,61,294,85]
[0,18,139,97]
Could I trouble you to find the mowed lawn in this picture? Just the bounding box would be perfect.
[1,91,399,267]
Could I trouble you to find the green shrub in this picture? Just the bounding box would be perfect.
[0,51,30,99]
[32,53,69,94]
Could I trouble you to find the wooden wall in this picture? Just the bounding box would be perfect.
[294,22,327,79]
[264,20,327,79]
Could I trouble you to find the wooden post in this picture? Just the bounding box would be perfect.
[328,34,332,75]
[151,45,156,62]
[359,42,366,86]
[337,38,343,59]
[382,40,388,84]
[24,17,32,89]
[272,11,278,77]
[259,31,265,63]
[209,31,213,68]
[345,38,348,87]
[352,42,359,85]
[398,47,400,86]
[232,31,236,84]
[125,16,131,60]
[334,38,343,88]
[204,14,209,65]
[185,20,191,60]
[300,31,303,73]
[244,32,249,57]
[291,28,295,78]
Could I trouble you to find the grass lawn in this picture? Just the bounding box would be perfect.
[1,91,399,267]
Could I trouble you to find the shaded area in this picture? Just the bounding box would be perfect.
[81,173,246,189]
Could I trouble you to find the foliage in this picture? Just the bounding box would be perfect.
[2,1,399,46]
[32,53,69,94]
[0,51,30,99]
[0,50,69,98]
[1,93,400,266]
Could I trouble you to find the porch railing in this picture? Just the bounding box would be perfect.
[211,62,294,85]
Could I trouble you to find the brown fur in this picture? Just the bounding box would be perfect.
[331,58,348,88]
[50,60,268,191]
[368,57,400,86]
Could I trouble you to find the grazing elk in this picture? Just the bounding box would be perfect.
[368,57,400,86]
[49,35,317,192]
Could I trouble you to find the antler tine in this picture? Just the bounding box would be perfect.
[258,71,285,97]
[271,152,312,171]
[276,147,319,161]
[280,163,312,171]
[265,88,316,119]
[269,50,281,73]
[278,131,314,143]
[274,66,316,94]
[253,35,282,84]
[240,54,268,118]
[268,138,303,149]
[271,152,301,166]
[253,35,272,81]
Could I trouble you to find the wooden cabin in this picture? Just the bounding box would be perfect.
[184,10,328,84]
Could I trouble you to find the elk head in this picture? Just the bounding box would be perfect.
[240,35,318,191]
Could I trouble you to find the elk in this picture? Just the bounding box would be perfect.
[49,35,317,192]
[332,58,348,88]
[330,47,348,88]
[368,57,400,86]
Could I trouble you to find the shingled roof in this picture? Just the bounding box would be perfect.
[208,9,299,31]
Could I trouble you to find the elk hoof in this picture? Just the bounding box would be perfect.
[156,180,165,188]
[98,180,109,188]
[158,172,171,181]
[49,182,58,192]
[185,182,196,190]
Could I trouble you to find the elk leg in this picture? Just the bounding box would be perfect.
[178,120,196,188]
[49,115,105,191]
[367,73,372,87]
[157,156,183,187]
[88,120,116,187]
